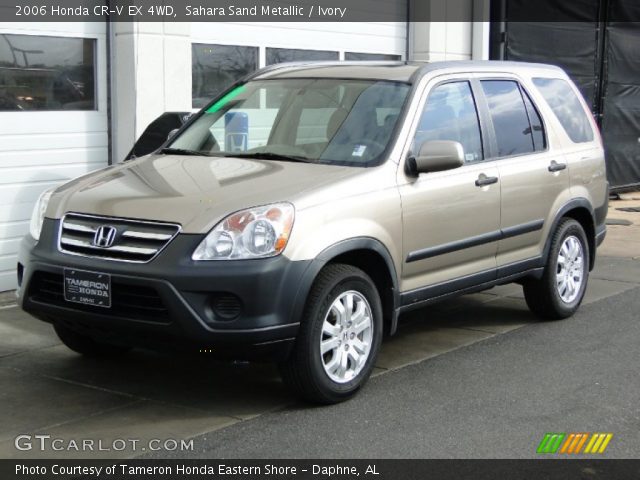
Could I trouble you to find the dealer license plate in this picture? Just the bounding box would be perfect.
[63,268,111,308]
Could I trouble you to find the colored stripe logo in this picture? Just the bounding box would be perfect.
[537,433,612,454]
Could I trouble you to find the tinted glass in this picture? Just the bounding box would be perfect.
[265,48,340,108]
[481,80,534,157]
[171,79,410,166]
[533,77,594,143]
[192,44,258,109]
[522,89,546,151]
[0,34,95,111]
[266,48,338,65]
[345,52,402,61]
[413,81,483,163]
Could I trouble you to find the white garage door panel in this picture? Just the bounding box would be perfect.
[0,24,108,292]
[0,149,107,169]
[1,132,107,156]
[0,255,17,273]
[0,161,106,185]
[0,203,32,224]
[0,238,21,257]
[0,113,107,135]
[0,221,29,240]
[0,272,15,293]
[0,183,63,206]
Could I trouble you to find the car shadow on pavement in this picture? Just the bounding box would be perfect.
[0,287,539,458]
[1,288,537,415]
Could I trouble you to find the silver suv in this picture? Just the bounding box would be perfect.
[18,61,608,403]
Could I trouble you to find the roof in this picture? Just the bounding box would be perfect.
[253,60,565,84]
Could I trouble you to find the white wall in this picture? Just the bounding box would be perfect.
[409,0,489,62]
[111,22,192,161]
[0,22,108,292]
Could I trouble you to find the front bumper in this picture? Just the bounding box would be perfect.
[17,219,312,360]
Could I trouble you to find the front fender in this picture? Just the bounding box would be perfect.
[288,237,401,336]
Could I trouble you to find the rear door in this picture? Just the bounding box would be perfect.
[476,76,570,272]
[397,76,501,298]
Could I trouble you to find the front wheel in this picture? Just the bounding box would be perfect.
[279,264,383,404]
[523,218,590,320]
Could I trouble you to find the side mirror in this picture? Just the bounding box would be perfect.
[167,128,180,141]
[406,140,465,176]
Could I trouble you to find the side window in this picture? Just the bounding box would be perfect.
[522,89,546,151]
[412,81,483,163]
[481,80,534,157]
[532,77,594,143]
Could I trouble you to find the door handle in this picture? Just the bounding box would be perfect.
[475,174,498,187]
[548,160,567,172]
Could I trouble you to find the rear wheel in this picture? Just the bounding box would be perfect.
[523,218,590,319]
[279,264,383,404]
[54,323,131,357]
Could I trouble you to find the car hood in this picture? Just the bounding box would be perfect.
[48,154,365,233]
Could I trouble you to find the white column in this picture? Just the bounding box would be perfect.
[471,0,491,60]
[409,0,482,62]
[110,22,192,162]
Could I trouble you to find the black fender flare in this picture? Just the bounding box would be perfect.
[543,198,597,270]
[289,237,401,336]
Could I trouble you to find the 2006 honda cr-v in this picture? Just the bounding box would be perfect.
[18,61,608,403]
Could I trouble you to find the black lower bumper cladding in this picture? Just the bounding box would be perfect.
[17,219,312,360]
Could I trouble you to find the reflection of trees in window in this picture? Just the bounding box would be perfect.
[532,78,593,144]
[265,48,338,65]
[0,34,95,111]
[345,52,401,61]
[191,44,258,109]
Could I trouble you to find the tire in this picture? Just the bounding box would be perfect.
[279,264,383,404]
[523,218,590,320]
[54,323,131,357]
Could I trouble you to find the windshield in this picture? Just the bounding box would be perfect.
[169,78,410,166]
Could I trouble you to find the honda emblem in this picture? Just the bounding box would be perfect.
[93,226,117,248]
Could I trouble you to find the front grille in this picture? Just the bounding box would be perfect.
[59,213,180,263]
[29,271,171,323]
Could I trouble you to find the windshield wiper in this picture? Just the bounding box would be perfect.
[229,152,311,163]
[160,147,206,156]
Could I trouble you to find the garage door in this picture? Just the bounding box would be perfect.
[0,24,108,291]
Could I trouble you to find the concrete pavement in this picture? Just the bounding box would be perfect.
[0,197,639,459]
[163,283,640,459]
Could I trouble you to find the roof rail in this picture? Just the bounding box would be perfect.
[245,60,409,80]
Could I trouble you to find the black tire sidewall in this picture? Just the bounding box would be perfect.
[546,220,590,315]
[304,271,383,399]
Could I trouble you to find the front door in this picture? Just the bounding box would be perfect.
[398,78,501,302]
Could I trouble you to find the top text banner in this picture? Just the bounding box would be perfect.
[2,0,410,22]
[1,0,639,22]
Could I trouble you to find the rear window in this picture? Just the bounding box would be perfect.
[532,78,594,143]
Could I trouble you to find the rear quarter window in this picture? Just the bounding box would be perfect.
[532,78,594,143]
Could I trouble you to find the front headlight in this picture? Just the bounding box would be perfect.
[29,186,56,240]
[192,203,295,261]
